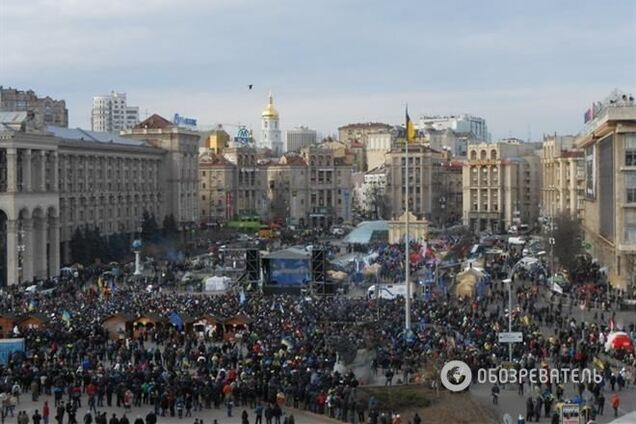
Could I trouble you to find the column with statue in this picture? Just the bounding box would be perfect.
[132,239,143,276]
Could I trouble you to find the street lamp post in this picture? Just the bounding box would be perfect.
[503,277,513,363]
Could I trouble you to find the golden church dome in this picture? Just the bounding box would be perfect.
[261,92,279,119]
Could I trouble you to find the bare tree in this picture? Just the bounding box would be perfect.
[365,184,391,220]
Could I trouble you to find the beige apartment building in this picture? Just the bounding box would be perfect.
[122,114,200,230]
[198,142,354,228]
[0,113,195,286]
[0,87,68,128]
[264,154,309,226]
[338,122,391,146]
[199,152,236,224]
[222,145,265,217]
[575,102,636,289]
[384,142,442,220]
[366,131,394,172]
[541,135,585,220]
[433,160,464,226]
[462,141,542,233]
[300,144,354,227]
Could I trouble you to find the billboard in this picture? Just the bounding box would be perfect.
[0,338,25,365]
[173,113,197,128]
[269,259,310,285]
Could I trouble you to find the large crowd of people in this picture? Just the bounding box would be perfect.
[0,231,634,424]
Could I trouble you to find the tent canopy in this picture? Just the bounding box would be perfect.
[343,221,389,244]
[205,276,231,291]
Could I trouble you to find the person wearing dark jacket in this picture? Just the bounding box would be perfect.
[145,411,157,424]
[32,410,43,424]
[109,413,119,424]
[526,397,534,422]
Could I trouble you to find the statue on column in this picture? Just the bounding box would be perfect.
[131,239,143,276]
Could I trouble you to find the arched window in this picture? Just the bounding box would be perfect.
[470,150,477,160]
[491,150,497,160]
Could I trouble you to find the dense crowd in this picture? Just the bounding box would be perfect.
[0,234,633,424]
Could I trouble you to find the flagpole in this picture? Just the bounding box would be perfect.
[405,107,411,331]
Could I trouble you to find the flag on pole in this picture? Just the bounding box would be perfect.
[406,107,416,143]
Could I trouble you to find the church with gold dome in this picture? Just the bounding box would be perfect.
[260,91,283,156]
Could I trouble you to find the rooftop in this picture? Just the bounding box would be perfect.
[48,126,146,146]
[338,122,391,130]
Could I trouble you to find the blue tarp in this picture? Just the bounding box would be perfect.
[168,311,184,331]
[0,339,24,365]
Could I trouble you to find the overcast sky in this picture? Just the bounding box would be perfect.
[1,0,635,140]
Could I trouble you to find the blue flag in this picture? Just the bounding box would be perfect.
[168,311,184,331]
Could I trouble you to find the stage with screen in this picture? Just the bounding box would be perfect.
[262,247,311,286]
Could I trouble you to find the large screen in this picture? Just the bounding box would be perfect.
[270,259,310,285]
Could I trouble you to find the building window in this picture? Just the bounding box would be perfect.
[626,173,636,203]
[625,209,636,243]
[626,134,636,166]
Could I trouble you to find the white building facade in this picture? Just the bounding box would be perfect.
[286,126,316,152]
[91,91,139,132]
[419,114,490,142]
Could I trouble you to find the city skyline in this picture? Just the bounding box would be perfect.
[2,0,635,139]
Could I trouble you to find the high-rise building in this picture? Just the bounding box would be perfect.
[419,114,490,142]
[0,86,68,128]
[260,92,282,156]
[575,92,636,289]
[91,91,139,132]
[286,126,316,152]
[541,135,584,220]
[463,140,542,233]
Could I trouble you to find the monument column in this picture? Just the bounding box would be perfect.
[6,148,17,193]
[6,220,18,285]
[48,217,60,277]
[40,150,47,191]
[22,219,34,283]
[33,217,48,278]
[23,149,32,192]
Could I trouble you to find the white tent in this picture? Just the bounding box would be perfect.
[508,237,525,246]
[204,276,231,292]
